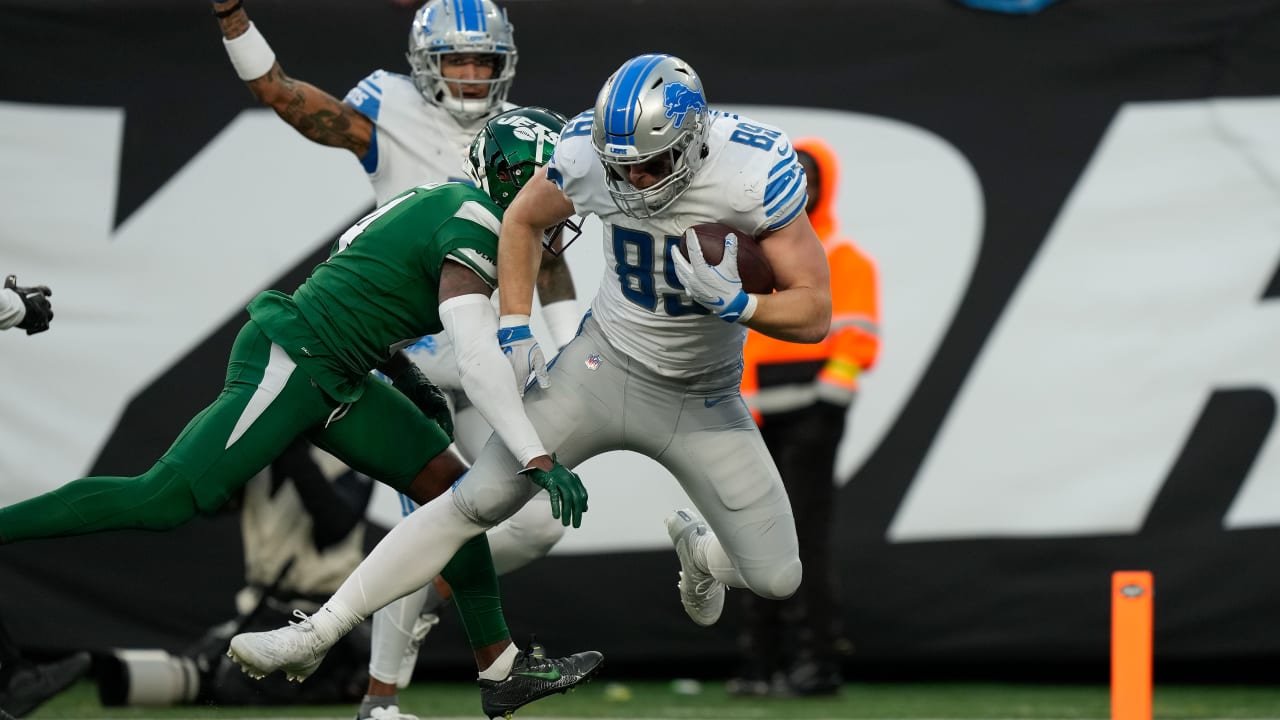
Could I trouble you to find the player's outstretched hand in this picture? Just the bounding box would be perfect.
[4,275,53,335]
[497,318,549,395]
[519,456,587,528]
[670,229,753,323]
[392,365,454,440]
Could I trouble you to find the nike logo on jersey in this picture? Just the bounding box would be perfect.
[704,395,737,408]
[514,669,562,681]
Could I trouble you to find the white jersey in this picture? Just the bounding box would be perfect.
[343,70,516,205]
[547,110,807,378]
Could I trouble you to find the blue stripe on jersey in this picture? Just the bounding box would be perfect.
[398,492,417,518]
[768,192,807,230]
[361,124,379,174]
[604,54,665,146]
[546,165,564,188]
[765,168,804,212]
[770,151,796,178]
[456,0,486,31]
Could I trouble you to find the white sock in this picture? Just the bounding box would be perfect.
[332,493,486,617]
[369,587,429,684]
[308,598,363,644]
[477,642,520,681]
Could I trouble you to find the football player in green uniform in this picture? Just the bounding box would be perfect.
[0,107,600,720]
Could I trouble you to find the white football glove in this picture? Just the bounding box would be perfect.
[670,228,759,323]
[497,315,550,395]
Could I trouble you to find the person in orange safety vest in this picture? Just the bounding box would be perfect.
[729,136,881,698]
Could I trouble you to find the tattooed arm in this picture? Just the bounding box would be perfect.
[212,0,373,158]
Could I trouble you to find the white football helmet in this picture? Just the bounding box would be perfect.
[590,53,711,218]
[407,0,517,121]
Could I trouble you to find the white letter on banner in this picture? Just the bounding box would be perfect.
[890,98,1280,541]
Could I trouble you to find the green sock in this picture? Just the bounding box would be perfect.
[441,534,510,649]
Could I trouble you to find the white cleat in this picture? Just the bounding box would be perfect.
[227,609,335,682]
[665,508,726,627]
[397,611,440,688]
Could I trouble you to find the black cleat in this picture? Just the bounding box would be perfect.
[478,642,603,719]
[0,651,92,717]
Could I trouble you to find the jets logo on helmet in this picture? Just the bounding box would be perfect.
[407,0,518,121]
[590,54,711,219]
[468,106,583,254]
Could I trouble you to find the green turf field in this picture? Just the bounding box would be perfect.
[28,680,1280,719]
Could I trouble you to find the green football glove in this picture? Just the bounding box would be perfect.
[392,365,454,440]
[519,457,588,528]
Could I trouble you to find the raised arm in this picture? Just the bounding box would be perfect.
[212,0,373,158]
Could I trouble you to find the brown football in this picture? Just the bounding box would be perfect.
[677,223,776,295]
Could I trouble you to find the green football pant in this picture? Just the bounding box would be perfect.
[0,320,509,647]
[0,320,453,539]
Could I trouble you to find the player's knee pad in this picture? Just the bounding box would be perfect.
[451,473,540,527]
[506,499,566,553]
[746,557,803,601]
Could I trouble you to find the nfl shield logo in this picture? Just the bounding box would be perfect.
[585,354,603,370]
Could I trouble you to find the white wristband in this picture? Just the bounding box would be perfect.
[540,299,581,350]
[223,22,276,81]
[499,313,531,329]
[734,294,760,325]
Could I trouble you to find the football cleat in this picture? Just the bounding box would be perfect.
[666,508,726,626]
[478,642,603,719]
[0,651,91,717]
[396,611,440,688]
[227,609,336,682]
[356,698,419,720]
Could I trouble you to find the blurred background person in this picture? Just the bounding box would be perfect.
[731,137,881,698]
[1,275,86,719]
[0,275,53,336]
[97,437,377,708]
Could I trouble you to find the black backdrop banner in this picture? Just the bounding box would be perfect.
[1,0,1279,680]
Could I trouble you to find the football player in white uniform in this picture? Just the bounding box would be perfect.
[210,1,578,717]
[225,52,832,678]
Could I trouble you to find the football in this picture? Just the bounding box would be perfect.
[678,223,775,295]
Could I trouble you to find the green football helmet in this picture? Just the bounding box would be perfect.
[468,106,581,254]
[468,106,567,209]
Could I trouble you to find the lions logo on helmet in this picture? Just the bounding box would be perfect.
[407,0,518,120]
[590,54,711,219]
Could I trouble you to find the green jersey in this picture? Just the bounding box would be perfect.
[247,183,503,402]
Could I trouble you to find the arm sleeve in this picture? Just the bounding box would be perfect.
[0,288,23,330]
[440,293,549,466]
